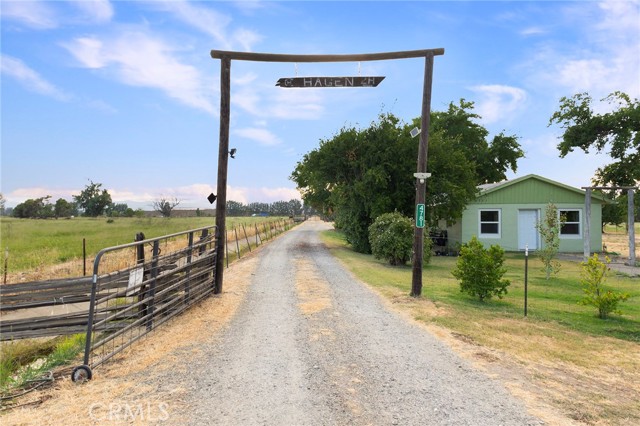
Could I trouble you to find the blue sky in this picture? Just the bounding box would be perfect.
[1,0,639,210]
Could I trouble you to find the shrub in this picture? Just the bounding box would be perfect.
[452,236,510,301]
[578,254,630,319]
[369,212,413,265]
[369,212,432,266]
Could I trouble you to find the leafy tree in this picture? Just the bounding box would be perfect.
[54,198,77,218]
[549,92,640,187]
[248,202,269,216]
[0,193,5,215]
[288,199,303,216]
[107,203,131,217]
[270,200,291,216]
[226,200,246,216]
[74,181,112,217]
[152,197,181,217]
[579,254,630,319]
[535,203,563,280]
[452,236,510,301]
[430,99,523,185]
[600,191,627,231]
[12,196,54,219]
[291,104,521,253]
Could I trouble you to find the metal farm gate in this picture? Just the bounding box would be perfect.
[72,225,217,381]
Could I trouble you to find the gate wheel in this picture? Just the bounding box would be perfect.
[71,365,92,383]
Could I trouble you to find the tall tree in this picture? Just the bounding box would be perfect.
[226,200,246,216]
[152,197,181,217]
[549,92,640,186]
[430,99,523,184]
[74,181,112,217]
[291,105,523,253]
[12,196,54,219]
[54,198,77,218]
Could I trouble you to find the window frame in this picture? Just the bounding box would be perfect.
[559,208,582,238]
[478,209,501,238]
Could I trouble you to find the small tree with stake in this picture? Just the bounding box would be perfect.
[535,203,563,280]
[452,236,510,301]
[579,254,630,319]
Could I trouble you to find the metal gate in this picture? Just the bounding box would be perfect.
[72,225,217,381]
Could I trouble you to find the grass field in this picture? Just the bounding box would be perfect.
[320,228,640,424]
[0,216,283,278]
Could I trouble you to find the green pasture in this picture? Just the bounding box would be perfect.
[0,216,281,273]
[321,229,640,343]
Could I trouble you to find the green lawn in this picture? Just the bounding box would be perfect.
[320,228,640,424]
[0,216,282,273]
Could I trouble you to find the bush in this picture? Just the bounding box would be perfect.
[578,254,630,319]
[452,236,510,301]
[368,212,432,266]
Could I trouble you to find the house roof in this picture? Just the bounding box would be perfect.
[478,174,606,201]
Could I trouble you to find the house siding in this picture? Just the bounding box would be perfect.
[457,176,603,253]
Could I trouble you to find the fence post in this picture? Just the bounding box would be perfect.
[146,241,160,331]
[225,230,229,268]
[255,224,260,246]
[3,247,8,285]
[234,227,241,259]
[242,224,251,252]
[524,245,529,317]
[185,232,194,303]
[83,238,87,276]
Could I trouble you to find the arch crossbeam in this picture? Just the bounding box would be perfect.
[211,48,445,63]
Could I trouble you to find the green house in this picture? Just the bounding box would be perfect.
[443,174,604,253]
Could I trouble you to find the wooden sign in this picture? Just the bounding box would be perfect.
[276,76,385,88]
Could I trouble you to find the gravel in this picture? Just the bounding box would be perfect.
[179,220,542,425]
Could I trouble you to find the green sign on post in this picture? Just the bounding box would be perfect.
[416,203,425,228]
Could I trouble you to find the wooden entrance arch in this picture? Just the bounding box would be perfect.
[210,48,445,296]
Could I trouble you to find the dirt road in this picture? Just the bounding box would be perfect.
[169,220,541,425]
[4,220,544,425]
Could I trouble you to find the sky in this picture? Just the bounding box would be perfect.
[1,0,639,210]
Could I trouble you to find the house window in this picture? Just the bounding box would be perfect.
[560,209,581,236]
[479,209,501,237]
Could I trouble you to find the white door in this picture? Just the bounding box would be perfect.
[518,209,539,250]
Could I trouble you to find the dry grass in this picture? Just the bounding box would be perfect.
[602,227,639,260]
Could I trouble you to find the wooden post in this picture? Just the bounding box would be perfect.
[242,224,251,252]
[214,56,231,294]
[411,53,435,297]
[234,227,241,259]
[628,189,636,265]
[584,188,592,262]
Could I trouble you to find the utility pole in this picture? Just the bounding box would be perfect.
[411,53,435,297]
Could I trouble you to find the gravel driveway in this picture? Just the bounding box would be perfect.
[179,220,541,425]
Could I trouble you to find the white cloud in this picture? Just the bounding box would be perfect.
[148,0,262,51]
[71,0,114,24]
[234,127,282,146]
[233,28,263,51]
[0,0,58,29]
[468,85,527,124]
[520,26,546,36]
[0,54,71,101]
[523,0,640,99]
[62,31,215,114]
[5,187,75,206]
